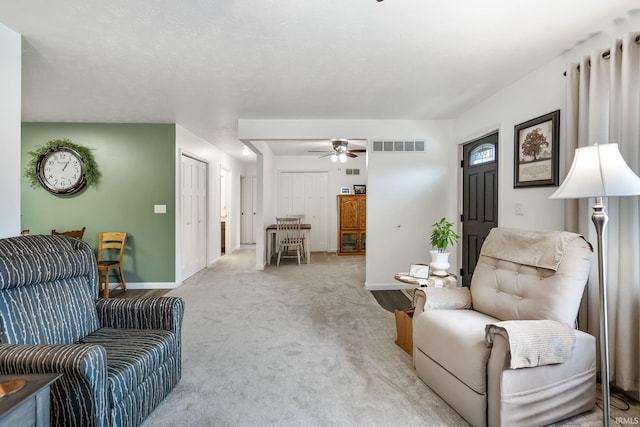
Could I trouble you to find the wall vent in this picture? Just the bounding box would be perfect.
[346,168,360,175]
[372,140,425,153]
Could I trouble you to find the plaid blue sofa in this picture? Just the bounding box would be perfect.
[0,235,184,426]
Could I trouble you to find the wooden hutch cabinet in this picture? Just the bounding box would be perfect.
[337,194,366,255]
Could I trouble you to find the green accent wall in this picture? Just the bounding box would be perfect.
[21,123,176,283]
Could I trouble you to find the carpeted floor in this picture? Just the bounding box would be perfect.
[141,248,616,426]
[141,248,468,426]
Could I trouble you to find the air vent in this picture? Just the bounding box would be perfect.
[372,140,425,152]
[346,169,360,175]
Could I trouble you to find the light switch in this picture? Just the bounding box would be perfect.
[514,203,524,216]
[154,204,167,214]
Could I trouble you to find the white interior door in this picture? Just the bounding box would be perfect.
[278,171,328,251]
[303,173,327,251]
[181,155,208,279]
[241,176,256,244]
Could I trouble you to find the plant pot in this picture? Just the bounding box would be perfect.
[429,250,450,277]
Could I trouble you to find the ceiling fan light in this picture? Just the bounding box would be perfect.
[331,153,338,162]
[339,153,348,163]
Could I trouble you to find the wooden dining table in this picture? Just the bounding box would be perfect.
[266,223,312,265]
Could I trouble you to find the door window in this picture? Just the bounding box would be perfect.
[469,143,496,166]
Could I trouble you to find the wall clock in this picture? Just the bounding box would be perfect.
[36,146,87,195]
[26,138,99,196]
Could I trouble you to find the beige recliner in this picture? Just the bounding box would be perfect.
[413,227,596,427]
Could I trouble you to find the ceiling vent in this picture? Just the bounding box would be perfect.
[372,140,425,153]
[346,168,360,175]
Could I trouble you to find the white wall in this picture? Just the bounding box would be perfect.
[0,24,21,238]
[452,10,640,235]
[175,125,245,281]
[249,141,276,269]
[238,119,455,287]
[360,121,453,288]
[273,154,367,252]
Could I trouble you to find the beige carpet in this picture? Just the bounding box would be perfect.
[141,248,608,426]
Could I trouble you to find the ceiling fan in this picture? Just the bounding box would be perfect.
[309,139,366,162]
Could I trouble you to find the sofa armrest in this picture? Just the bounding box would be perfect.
[413,287,472,313]
[0,343,109,426]
[96,297,185,337]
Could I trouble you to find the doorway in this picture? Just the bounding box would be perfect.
[461,132,498,287]
[220,168,229,254]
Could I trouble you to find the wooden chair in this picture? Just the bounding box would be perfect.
[275,217,304,266]
[51,227,86,239]
[97,232,127,298]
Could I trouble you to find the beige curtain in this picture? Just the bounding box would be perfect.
[565,32,640,394]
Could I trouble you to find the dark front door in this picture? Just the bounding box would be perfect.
[461,132,498,287]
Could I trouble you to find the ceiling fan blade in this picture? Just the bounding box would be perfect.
[308,150,333,153]
[348,149,366,153]
[345,152,358,158]
[319,153,333,158]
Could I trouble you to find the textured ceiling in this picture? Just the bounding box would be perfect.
[1,1,639,159]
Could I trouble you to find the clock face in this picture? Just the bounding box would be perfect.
[36,147,87,195]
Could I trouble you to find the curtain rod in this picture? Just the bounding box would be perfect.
[563,34,640,76]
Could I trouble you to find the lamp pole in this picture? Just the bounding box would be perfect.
[592,197,610,427]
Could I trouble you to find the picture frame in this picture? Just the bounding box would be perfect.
[339,186,351,195]
[353,185,366,194]
[514,110,560,188]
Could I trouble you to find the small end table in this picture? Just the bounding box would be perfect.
[394,272,458,288]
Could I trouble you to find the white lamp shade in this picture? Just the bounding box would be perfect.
[549,143,640,199]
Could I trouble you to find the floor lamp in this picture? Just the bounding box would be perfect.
[550,143,640,427]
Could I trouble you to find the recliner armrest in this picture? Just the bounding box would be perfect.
[413,287,472,313]
[96,296,185,338]
[0,343,109,426]
[485,320,576,368]
[0,342,106,378]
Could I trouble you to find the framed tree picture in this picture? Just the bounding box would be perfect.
[514,110,560,188]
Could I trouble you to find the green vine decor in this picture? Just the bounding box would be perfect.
[25,138,99,188]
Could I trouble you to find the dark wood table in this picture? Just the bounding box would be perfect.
[0,373,61,427]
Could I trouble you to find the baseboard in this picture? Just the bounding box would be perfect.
[364,281,417,291]
[125,282,181,290]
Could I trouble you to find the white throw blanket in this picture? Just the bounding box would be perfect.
[485,320,576,369]
[480,227,588,271]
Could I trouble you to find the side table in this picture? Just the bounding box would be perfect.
[0,373,61,427]
[394,273,458,288]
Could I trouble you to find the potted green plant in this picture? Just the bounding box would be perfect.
[429,217,460,277]
[430,217,460,253]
